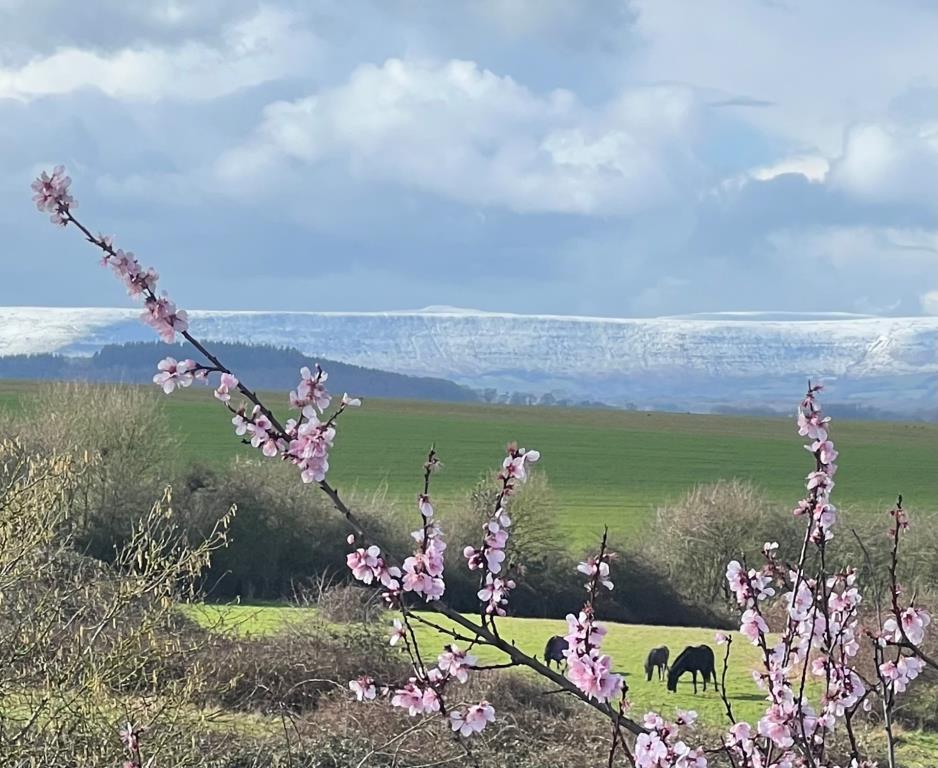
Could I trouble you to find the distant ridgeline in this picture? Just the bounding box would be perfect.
[0,341,480,403]
[0,342,620,409]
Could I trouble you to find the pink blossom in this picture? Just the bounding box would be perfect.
[786,580,815,622]
[231,409,250,436]
[437,644,477,684]
[401,520,446,601]
[141,296,188,342]
[577,556,614,590]
[797,410,829,442]
[289,365,331,412]
[634,732,668,767]
[758,704,794,748]
[715,632,730,645]
[726,722,752,745]
[501,447,540,482]
[725,560,775,607]
[676,710,698,727]
[152,357,195,394]
[341,392,362,407]
[740,608,769,643]
[389,619,406,646]
[31,166,75,224]
[881,655,924,693]
[884,606,931,646]
[391,681,439,716]
[449,701,495,737]
[478,574,514,615]
[347,545,383,584]
[418,494,434,519]
[348,676,376,701]
[566,654,623,703]
[286,407,336,483]
[214,372,239,402]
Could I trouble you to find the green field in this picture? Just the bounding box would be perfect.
[1,380,935,545]
[185,603,937,764]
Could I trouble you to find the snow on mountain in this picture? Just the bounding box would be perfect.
[1,306,935,413]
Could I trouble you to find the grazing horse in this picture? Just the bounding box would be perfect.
[543,635,569,669]
[644,646,670,682]
[666,645,717,694]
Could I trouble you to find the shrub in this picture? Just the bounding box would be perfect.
[646,479,804,608]
[14,381,174,560]
[0,440,232,766]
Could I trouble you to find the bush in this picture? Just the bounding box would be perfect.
[171,460,359,599]
[0,440,232,766]
[203,621,409,714]
[14,381,174,560]
[646,480,804,608]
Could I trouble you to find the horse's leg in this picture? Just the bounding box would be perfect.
[692,671,698,694]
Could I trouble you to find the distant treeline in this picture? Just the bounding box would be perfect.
[0,341,480,403]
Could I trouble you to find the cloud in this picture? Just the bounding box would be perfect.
[921,291,938,315]
[0,0,935,318]
[219,57,702,215]
[629,0,938,154]
[0,6,315,102]
[829,122,938,207]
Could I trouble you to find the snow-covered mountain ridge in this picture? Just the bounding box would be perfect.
[1,307,935,414]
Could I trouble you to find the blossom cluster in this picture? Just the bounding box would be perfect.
[153,357,200,394]
[563,549,623,703]
[634,711,706,768]
[463,445,539,614]
[228,366,360,485]
[34,168,190,343]
[346,544,402,594]
[382,640,495,738]
[724,386,870,758]
[31,165,74,225]
[883,605,931,647]
[400,501,447,601]
[794,383,839,543]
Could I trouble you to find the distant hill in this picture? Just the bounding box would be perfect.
[1,307,935,418]
[0,341,480,404]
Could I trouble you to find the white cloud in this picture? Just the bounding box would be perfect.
[629,0,938,154]
[218,58,701,215]
[921,291,938,315]
[751,156,829,183]
[0,6,314,102]
[829,122,938,206]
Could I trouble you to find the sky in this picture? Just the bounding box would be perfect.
[2,0,937,318]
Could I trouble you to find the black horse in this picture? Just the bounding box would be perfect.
[644,646,670,682]
[666,645,717,694]
[543,635,569,669]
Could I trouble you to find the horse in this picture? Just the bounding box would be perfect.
[543,635,569,669]
[644,646,670,682]
[666,645,717,694]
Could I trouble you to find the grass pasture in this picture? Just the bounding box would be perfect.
[184,602,776,724]
[2,380,934,545]
[185,603,938,765]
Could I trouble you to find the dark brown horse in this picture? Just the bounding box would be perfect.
[644,646,670,681]
[666,645,717,694]
[543,635,568,669]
